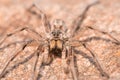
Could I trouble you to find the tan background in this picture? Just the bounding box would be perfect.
[0,0,120,80]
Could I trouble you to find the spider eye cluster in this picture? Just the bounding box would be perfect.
[51,30,62,37]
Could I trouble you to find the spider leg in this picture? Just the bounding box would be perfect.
[71,0,99,37]
[0,26,43,46]
[69,47,78,80]
[60,47,69,80]
[80,42,109,78]
[87,26,120,44]
[65,46,78,80]
[70,36,119,48]
[27,4,51,33]
[35,53,45,80]
[1,44,43,79]
[33,52,40,80]
[32,45,43,80]
[0,41,31,79]
[2,45,39,79]
[35,45,52,80]
[41,45,53,65]
[0,40,33,51]
[79,36,119,45]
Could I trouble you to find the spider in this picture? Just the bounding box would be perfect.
[0,1,120,80]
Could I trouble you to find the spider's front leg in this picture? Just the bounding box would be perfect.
[70,0,99,37]
[27,3,51,33]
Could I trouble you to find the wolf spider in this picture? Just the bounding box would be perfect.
[0,1,120,80]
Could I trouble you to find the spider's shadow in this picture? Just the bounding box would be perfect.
[1,51,35,78]
[72,36,119,78]
[80,36,119,45]
[1,36,119,79]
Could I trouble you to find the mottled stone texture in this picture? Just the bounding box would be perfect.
[0,0,120,80]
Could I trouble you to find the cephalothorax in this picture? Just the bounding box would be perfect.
[43,19,69,65]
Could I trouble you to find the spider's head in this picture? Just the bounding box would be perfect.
[51,19,65,38]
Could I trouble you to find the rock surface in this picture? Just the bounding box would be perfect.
[0,0,120,80]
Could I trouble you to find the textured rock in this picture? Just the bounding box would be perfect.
[0,0,120,80]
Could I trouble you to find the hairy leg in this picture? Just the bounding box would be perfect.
[0,40,33,50]
[70,0,99,37]
[69,47,78,80]
[70,36,119,48]
[80,42,109,78]
[0,26,43,46]
[35,53,45,80]
[0,40,32,79]
[33,52,40,80]
[1,45,39,79]
[32,45,43,80]
[27,4,51,33]
[65,46,78,80]
[87,26,120,44]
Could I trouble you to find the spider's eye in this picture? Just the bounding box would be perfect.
[57,31,61,34]
[52,32,56,36]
